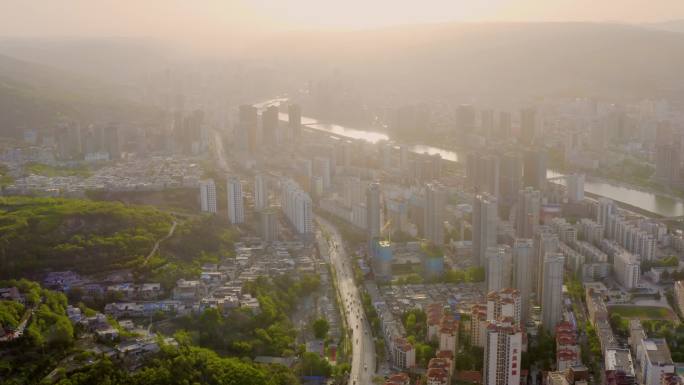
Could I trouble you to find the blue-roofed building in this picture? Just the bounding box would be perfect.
[372,239,393,282]
[424,256,444,278]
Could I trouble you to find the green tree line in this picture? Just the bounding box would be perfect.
[0,197,173,277]
[173,274,320,358]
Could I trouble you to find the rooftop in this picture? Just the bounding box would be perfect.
[605,349,635,377]
[643,338,674,365]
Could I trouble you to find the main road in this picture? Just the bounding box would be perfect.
[316,215,376,385]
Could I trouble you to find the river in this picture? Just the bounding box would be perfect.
[268,101,684,217]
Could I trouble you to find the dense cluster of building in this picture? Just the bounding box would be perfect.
[4,156,203,196]
[199,173,313,240]
[5,93,684,385]
[226,101,684,385]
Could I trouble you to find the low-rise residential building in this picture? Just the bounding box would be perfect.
[486,288,521,326]
[104,301,188,318]
[586,290,608,326]
[427,303,443,341]
[436,350,454,374]
[661,373,684,385]
[66,305,83,323]
[392,337,416,370]
[637,339,675,385]
[115,337,168,370]
[5,156,203,196]
[439,321,458,355]
[239,294,261,314]
[470,303,488,348]
[426,303,459,354]
[106,283,162,300]
[629,320,647,358]
[556,322,581,371]
[547,371,571,385]
[384,372,410,385]
[429,357,453,379]
[426,367,449,385]
[605,348,636,385]
[558,349,580,372]
[0,287,24,304]
[597,319,619,354]
[200,271,226,286]
[80,312,119,340]
[43,271,83,291]
[199,295,240,314]
[172,279,204,301]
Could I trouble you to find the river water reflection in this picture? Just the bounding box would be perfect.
[275,107,684,217]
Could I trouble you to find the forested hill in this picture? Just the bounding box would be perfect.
[0,197,174,277]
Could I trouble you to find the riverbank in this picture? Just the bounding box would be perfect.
[266,98,684,217]
[586,174,684,204]
[583,191,664,219]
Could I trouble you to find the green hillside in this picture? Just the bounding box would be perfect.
[0,197,174,277]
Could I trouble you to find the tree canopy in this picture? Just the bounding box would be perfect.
[0,197,173,277]
[173,274,320,358]
[312,318,329,340]
[55,344,301,385]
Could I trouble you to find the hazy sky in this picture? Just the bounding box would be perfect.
[1,0,684,39]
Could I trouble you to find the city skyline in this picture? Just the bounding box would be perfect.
[2,2,684,385]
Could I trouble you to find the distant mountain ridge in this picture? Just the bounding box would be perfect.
[247,21,684,100]
[1,21,683,137]
[642,19,684,33]
[0,51,157,138]
[0,37,171,84]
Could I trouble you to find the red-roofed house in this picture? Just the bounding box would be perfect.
[471,304,488,348]
[427,367,450,385]
[555,322,580,370]
[393,337,416,370]
[456,370,483,384]
[384,372,411,385]
[436,350,454,373]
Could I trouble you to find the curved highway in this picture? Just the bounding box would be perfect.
[316,215,376,385]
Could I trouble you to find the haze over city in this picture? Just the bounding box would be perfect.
[2,0,684,37]
[2,2,684,385]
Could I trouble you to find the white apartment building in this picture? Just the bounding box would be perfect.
[541,253,565,333]
[637,339,674,385]
[487,288,522,326]
[227,176,245,224]
[254,174,268,211]
[674,281,684,316]
[486,246,506,293]
[392,337,416,370]
[483,320,523,385]
[613,250,640,289]
[281,178,313,236]
[199,179,217,213]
